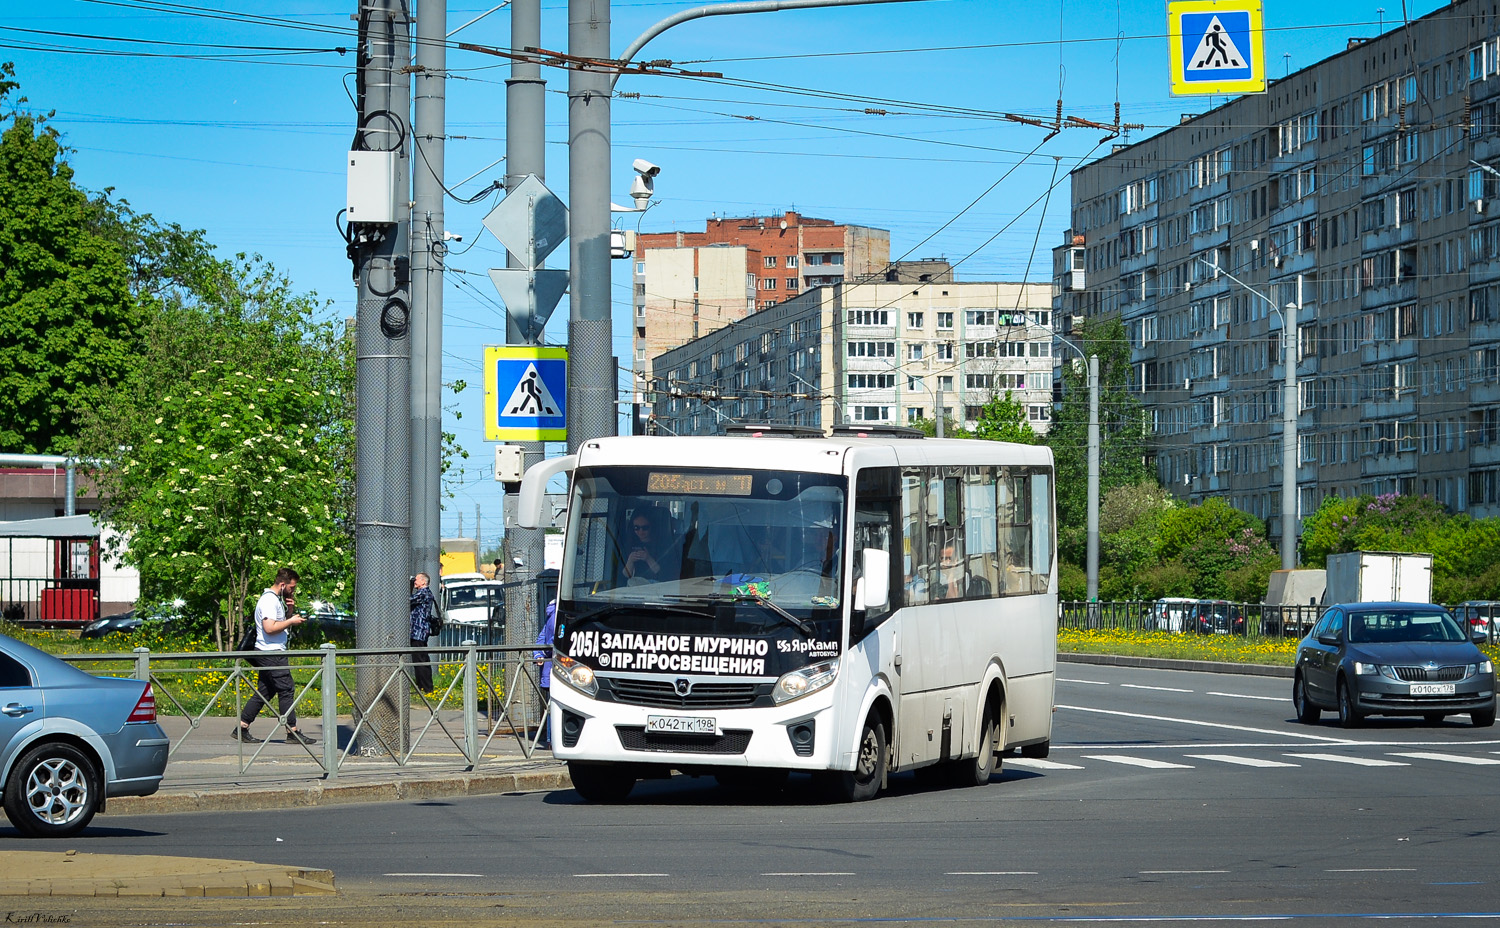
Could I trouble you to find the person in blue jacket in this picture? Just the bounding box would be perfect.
[532,598,557,749]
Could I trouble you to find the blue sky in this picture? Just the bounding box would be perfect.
[3,0,1442,550]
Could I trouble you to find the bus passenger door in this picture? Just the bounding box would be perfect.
[850,465,906,765]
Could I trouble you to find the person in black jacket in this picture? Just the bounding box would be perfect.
[409,573,437,693]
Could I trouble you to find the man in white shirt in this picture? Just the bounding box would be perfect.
[233,567,316,745]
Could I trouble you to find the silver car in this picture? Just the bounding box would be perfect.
[1,633,168,837]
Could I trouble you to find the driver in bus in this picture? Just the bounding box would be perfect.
[623,508,678,583]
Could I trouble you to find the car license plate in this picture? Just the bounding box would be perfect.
[645,715,716,735]
[1410,683,1456,695]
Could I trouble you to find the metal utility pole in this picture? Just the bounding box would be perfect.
[935,388,945,438]
[1086,356,1100,602]
[348,0,413,753]
[411,0,445,602]
[1281,276,1301,570]
[567,0,614,452]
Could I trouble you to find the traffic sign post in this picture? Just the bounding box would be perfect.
[485,346,568,441]
[1168,0,1266,96]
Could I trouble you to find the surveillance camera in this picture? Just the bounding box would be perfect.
[630,174,654,210]
[632,158,661,177]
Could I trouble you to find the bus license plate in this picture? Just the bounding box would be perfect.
[1410,684,1455,695]
[646,715,717,735]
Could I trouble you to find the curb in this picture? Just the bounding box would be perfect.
[106,767,571,817]
[1058,651,1293,678]
[0,851,337,898]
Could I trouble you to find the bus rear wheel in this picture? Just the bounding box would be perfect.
[568,762,636,803]
[823,715,886,802]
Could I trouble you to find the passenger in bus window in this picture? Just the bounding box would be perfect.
[938,542,967,600]
[624,508,677,582]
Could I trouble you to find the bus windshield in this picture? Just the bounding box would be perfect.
[560,466,846,615]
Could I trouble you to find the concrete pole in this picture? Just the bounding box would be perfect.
[1086,355,1100,602]
[504,0,549,730]
[567,0,614,451]
[411,0,445,601]
[351,0,413,753]
[935,388,945,438]
[1281,278,1300,570]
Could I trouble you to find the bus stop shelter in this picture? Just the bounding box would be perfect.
[0,514,103,627]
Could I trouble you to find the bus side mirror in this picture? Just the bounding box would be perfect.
[854,548,890,612]
[518,454,577,529]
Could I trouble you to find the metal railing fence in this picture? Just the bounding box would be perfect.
[1059,600,1323,638]
[60,641,551,783]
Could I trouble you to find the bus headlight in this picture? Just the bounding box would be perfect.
[774,659,839,704]
[553,655,597,696]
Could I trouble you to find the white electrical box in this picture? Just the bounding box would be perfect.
[495,444,525,483]
[610,228,637,259]
[347,151,399,224]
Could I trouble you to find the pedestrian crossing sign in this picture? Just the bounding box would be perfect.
[1168,0,1266,96]
[484,346,568,441]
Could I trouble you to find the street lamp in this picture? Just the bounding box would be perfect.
[1196,258,1300,570]
[1055,337,1101,602]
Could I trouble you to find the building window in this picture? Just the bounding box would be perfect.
[937,312,954,329]
[806,254,823,266]
[760,278,778,290]
[1028,405,1051,422]
[965,310,997,326]
[848,373,896,390]
[938,375,953,391]
[847,341,895,358]
[764,256,778,268]
[964,405,984,420]
[909,343,924,361]
[786,255,799,268]
[907,312,924,328]
[852,405,891,422]
[966,374,993,389]
[936,342,954,360]
[786,278,799,290]
[847,309,889,325]
[761,300,777,309]
[907,407,925,422]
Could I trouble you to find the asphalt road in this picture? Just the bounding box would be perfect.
[19,663,1500,926]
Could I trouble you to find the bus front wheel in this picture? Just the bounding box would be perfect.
[568,762,636,803]
[823,715,886,802]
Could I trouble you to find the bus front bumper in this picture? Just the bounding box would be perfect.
[547,684,839,770]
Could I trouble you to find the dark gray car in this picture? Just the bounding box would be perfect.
[1,634,169,836]
[1292,602,1497,729]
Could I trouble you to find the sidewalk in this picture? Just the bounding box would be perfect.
[106,709,572,817]
[0,850,337,898]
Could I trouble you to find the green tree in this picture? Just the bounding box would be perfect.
[1097,481,1176,597]
[0,64,142,453]
[1046,316,1151,564]
[80,254,354,648]
[971,391,1038,444]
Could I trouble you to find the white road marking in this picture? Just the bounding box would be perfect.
[1121,683,1194,693]
[1058,678,1110,685]
[1388,751,1500,766]
[1083,754,1195,769]
[572,873,670,878]
[1284,753,1408,767]
[385,872,485,878]
[1185,754,1299,768]
[946,871,1039,876]
[1326,868,1416,873]
[1057,704,1354,743]
[1140,870,1228,874]
[1008,757,1085,770]
[761,872,854,877]
[1207,691,1286,702]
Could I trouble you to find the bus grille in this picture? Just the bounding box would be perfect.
[1392,665,1467,682]
[615,726,753,755]
[604,678,766,709]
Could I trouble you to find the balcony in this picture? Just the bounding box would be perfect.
[1363,393,1416,419]
[1361,451,1417,477]
[1360,338,1419,365]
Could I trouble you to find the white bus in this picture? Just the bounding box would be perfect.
[518,430,1057,802]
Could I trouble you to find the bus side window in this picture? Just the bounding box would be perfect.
[854,467,902,637]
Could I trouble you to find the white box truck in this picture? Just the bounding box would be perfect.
[1323,552,1433,605]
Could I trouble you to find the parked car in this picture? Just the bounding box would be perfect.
[1292,602,1497,729]
[1188,600,1246,635]
[1148,597,1197,633]
[443,580,506,631]
[1452,601,1500,643]
[0,633,168,836]
[79,599,187,640]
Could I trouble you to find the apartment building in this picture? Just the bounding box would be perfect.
[649,281,1055,436]
[630,212,891,431]
[1053,0,1500,543]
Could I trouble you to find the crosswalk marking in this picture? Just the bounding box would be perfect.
[1185,754,1299,768]
[1083,754,1194,769]
[1388,751,1500,766]
[1008,757,1085,770]
[1284,753,1408,767]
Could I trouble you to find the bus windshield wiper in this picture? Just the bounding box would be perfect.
[663,592,816,637]
[568,601,716,625]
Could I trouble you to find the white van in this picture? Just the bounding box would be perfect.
[1149,597,1197,633]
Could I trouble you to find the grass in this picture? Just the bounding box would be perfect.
[1058,627,1500,666]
